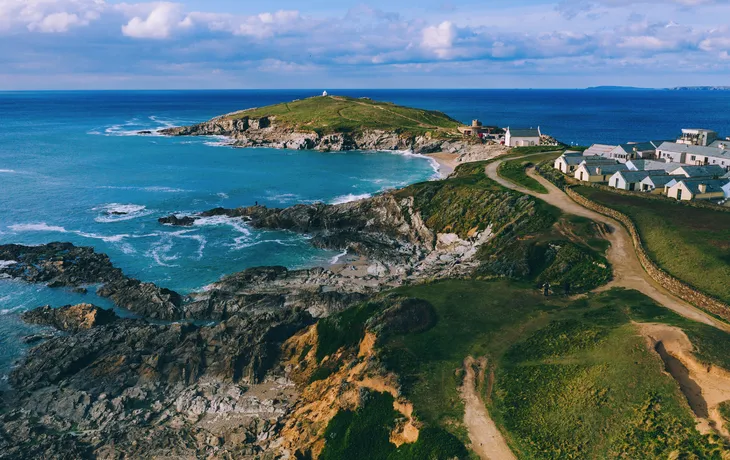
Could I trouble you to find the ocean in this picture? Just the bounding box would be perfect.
[2,89,730,382]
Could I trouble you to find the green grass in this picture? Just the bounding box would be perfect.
[574,186,730,305]
[320,390,468,460]
[497,150,565,194]
[224,95,463,137]
[396,161,560,240]
[314,280,730,458]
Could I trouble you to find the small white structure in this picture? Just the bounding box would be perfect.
[640,174,681,194]
[678,129,718,146]
[505,127,541,147]
[607,142,659,163]
[583,144,617,158]
[669,165,726,179]
[656,142,730,166]
[553,151,585,174]
[626,159,679,172]
[667,179,727,201]
[608,170,668,191]
[574,163,628,183]
[322,90,328,96]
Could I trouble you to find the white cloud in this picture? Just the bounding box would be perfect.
[0,0,103,33]
[422,21,456,58]
[120,2,190,39]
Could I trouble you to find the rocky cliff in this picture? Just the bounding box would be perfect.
[160,116,492,154]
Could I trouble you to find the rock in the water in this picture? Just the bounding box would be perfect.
[21,303,118,333]
[0,243,184,321]
[158,214,197,226]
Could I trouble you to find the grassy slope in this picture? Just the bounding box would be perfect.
[497,150,565,194]
[315,158,728,457]
[575,186,730,305]
[318,283,729,459]
[224,95,463,137]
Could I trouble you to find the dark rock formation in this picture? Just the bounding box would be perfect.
[160,194,435,264]
[0,243,183,321]
[21,303,118,333]
[1,309,314,458]
[184,266,370,320]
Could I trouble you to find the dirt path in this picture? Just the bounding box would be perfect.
[460,357,517,460]
[485,156,730,333]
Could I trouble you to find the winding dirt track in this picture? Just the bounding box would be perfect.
[460,357,517,460]
[485,155,730,333]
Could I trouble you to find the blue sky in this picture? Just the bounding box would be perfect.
[2,0,730,89]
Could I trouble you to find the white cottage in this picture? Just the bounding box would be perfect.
[505,127,541,147]
[608,170,668,191]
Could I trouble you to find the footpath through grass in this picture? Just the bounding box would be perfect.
[575,186,730,305]
[316,281,730,458]
[497,150,565,194]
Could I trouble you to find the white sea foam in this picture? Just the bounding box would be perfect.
[194,215,251,236]
[217,192,230,199]
[93,203,154,223]
[143,186,188,193]
[0,169,16,174]
[203,135,235,147]
[8,221,132,245]
[9,223,68,233]
[0,260,18,269]
[329,250,348,265]
[330,193,372,205]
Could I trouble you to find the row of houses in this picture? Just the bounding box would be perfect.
[553,129,730,202]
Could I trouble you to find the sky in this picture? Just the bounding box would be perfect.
[1,0,730,89]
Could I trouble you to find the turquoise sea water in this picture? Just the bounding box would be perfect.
[2,89,730,383]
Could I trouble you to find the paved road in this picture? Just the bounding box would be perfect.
[485,155,730,332]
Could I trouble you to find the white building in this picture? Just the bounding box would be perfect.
[582,144,617,158]
[608,170,668,191]
[574,163,628,183]
[656,142,730,168]
[640,174,681,193]
[678,129,718,146]
[505,127,541,147]
[626,159,679,172]
[667,179,727,201]
[669,165,726,179]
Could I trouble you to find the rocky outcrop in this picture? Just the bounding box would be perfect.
[0,243,183,321]
[161,195,436,264]
[21,303,118,332]
[184,266,371,320]
[1,309,314,458]
[160,116,491,155]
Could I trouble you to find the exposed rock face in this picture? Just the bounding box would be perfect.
[185,266,372,320]
[1,309,314,458]
[21,304,118,332]
[160,117,493,155]
[0,243,183,320]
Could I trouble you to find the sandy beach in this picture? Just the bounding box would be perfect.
[426,152,460,177]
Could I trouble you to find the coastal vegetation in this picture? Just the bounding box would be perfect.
[497,150,568,194]
[313,283,730,458]
[224,95,463,137]
[574,186,730,305]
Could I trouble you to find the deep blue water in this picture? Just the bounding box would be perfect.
[1,89,729,382]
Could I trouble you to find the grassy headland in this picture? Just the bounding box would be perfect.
[574,186,730,305]
[224,95,463,137]
[315,283,730,458]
